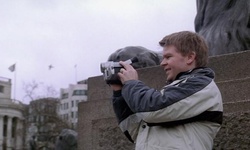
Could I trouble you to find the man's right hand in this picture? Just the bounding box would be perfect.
[118,61,138,84]
[110,84,122,91]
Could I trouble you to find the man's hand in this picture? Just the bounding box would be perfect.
[110,84,122,91]
[118,61,138,84]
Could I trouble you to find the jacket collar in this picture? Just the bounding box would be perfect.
[167,67,215,84]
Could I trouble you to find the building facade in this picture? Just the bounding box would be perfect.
[0,77,25,150]
[57,80,88,129]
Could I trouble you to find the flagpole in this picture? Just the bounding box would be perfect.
[75,65,77,83]
[14,63,17,100]
[8,63,17,100]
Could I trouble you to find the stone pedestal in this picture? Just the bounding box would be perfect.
[78,50,250,150]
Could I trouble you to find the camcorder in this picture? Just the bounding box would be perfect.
[100,57,139,85]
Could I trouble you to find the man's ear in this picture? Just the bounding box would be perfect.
[187,51,196,65]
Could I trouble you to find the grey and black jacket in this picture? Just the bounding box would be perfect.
[112,67,223,150]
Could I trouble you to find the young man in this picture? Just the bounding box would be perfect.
[110,31,223,150]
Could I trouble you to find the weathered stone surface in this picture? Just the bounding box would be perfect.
[92,118,134,150]
[217,78,250,103]
[208,50,250,82]
[78,99,115,150]
[213,112,250,150]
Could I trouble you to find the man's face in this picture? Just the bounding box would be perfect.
[160,45,192,82]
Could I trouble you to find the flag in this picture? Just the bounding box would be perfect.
[8,64,16,72]
[48,65,54,70]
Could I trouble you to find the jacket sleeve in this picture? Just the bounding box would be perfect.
[112,90,141,143]
[121,76,223,124]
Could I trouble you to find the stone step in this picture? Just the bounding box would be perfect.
[217,77,250,103]
[208,50,250,82]
[223,100,250,114]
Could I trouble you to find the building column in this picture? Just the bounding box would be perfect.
[0,116,3,147]
[7,116,12,150]
[15,118,23,150]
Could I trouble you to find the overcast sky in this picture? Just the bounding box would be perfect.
[0,0,197,104]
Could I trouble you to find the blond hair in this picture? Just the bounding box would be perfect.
[159,31,208,67]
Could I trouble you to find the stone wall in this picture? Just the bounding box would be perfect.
[78,50,250,150]
[209,50,250,149]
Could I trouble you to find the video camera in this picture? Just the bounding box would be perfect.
[100,57,138,84]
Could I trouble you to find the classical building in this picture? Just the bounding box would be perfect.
[0,76,25,150]
[57,80,88,129]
